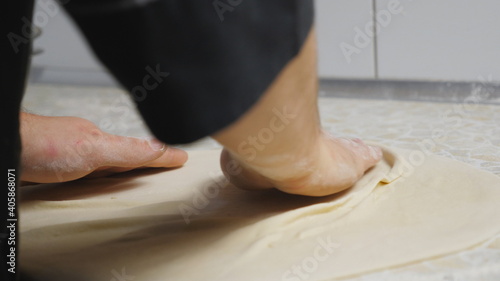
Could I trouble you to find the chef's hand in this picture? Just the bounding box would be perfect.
[214,28,382,196]
[20,112,187,183]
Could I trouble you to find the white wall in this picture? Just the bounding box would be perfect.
[315,0,375,79]
[376,0,500,82]
[29,0,116,85]
[317,0,500,82]
[29,0,500,85]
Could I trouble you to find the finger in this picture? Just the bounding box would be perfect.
[86,167,136,178]
[350,139,383,170]
[143,146,189,168]
[336,138,383,170]
[96,135,187,168]
[88,148,187,178]
[365,145,383,168]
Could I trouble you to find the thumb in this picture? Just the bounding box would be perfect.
[97,135,187,168]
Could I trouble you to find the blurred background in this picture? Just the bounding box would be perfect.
[28,0,500,86]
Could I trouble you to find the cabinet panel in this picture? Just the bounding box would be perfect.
[315,0,376,79]
[377,0,500,82]
[29,0,115,85]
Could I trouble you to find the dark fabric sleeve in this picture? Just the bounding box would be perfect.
[1,1,35,281]
[63,0,314,144]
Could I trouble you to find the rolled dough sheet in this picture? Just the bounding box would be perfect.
[19,146,500,281]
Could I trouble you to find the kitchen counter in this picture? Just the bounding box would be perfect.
[21,84,500,280]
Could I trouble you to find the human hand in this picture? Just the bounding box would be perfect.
[20,113,187,183]
[214,28,381,196]
[220,134,381,196]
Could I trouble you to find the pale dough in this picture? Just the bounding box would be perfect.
[20,146,500,281]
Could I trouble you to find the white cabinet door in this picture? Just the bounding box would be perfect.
[315,0,376,79]
[376,0,500,82]
[30,0,115,85]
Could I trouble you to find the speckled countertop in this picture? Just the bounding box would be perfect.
[21,84,500,280]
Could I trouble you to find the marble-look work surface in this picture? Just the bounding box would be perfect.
[22,84,500,176]
[21,84,500,280]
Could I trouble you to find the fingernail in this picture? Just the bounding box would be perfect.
[349,138,362,147]
[148,138,166,152]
